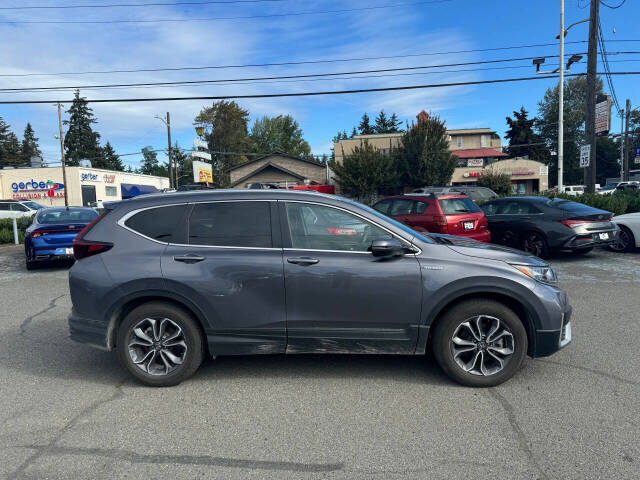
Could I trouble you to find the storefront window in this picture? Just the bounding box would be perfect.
[105,186,118,197]
[511,183,527,195]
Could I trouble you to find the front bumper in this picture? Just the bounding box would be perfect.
[532,304,572,357]
[68,310,110,350]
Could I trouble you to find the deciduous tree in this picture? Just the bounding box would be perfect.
[249,115,311,157]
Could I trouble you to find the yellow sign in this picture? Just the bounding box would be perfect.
[193,160,213,183]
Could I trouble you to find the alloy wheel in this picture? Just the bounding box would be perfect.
[450,315,514,376]
[610,228,631,252]
[127,317,188,376]
[522,233,545,257]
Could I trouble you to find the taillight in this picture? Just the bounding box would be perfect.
[73,211,112,260]
[559,219,608,229]
[30,231,45,238]
[433,215,448,232]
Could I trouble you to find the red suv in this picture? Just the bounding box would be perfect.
[372,194,491,242]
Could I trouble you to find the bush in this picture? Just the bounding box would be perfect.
[548,190,640,216]
[476,168,512,196]
[0,216,33,244]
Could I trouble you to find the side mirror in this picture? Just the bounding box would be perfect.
[370,238,406,257]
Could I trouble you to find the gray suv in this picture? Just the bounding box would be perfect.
[68,190,572,387]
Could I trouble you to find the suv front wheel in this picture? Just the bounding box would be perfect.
[116,301,205,387]
[431,299,527,387]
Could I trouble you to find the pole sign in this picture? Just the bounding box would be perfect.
[580,145,591,168]
[193,138,208,149]
[595,95,611,136]
[192,160,213,183]
[634,146,640,165]
[191,150,212,161]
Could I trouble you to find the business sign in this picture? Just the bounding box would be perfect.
[580,144,591,168]
[463,171,484,178]
[595,95,611,136]
[467,158,483,167]
[81,172,101,182]
[191,150,212,161]
[193,138,208,149]
[539,165,549,176]
[635,146,640,165]
[192,160,213,183]
[10,179,65,199]
[103,174,116,183]
[511,170,535,176]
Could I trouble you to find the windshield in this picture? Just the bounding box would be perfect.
[599,183,617,190]
[22,201,45,210]
[340,197,434,244]
[439,197,481,214]
[36,208,98,224]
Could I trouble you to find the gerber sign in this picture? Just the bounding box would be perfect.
[11,179,65,199]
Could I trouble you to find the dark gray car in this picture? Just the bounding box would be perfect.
[68,190,572,387]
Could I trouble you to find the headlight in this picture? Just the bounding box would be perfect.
[512,264,558,285]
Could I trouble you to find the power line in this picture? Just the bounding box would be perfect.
[1,71,639,105]
[0,0,451,24]
[3,39,639,79]
[0,0,285,10]
[599,0,625,8]
[0,52,600,93]
[598,21,622,115]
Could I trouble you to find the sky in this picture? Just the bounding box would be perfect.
[0,0,638,171]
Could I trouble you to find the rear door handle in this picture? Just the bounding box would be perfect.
[174,254,205,263]
[287,257,319,265]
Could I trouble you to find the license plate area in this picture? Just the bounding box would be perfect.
[463,221,475,230]
[595,232,610,240]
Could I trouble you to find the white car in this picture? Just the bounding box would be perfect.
[610,212,640,252]
[560,185,585,196]
[598,181,640,195]
[0,200,45,219]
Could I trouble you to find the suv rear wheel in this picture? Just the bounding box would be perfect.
[431,299,527,387]
[116,301,205,387]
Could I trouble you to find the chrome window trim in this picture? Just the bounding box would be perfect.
[282,200,422,255]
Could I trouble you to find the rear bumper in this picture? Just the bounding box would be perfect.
[68,310,109,350]
[562,228,619,250]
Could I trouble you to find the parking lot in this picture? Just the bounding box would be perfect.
[0,244,638,480]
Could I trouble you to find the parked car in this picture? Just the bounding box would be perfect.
[24,207,99,270]
[372,194,491,242]
[559,185,585,196]
[597,181,639,195]
[68,190,572,387]
[480,197,619,258]
[0,199,45,219]
[412,186,498,203]
[610,212,640,252]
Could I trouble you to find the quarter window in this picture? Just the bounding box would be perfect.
[189,201,272,248]
[0,203,10,211]
[285,202,391,252]
[125,204,189,243]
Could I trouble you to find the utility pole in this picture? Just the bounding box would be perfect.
[619,109,625,182]
[166,112,173,189]
[558,0,565,192]
[583,0,599,192]
[57,102,69,207]
[623,99,631,181]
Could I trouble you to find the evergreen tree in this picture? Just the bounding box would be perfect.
[101,142,124,171]
[21,123,41,164]
[393,115,457,188]
[374,110,391,134]
[351,127,357,138]
[0,116,22,166]
[504,107,550,163]
[358,113,374,135]
[172,142,192,185]
[331,140,397,203]
[194,100,251,187]
[388,113,403,133]
[139,146,168,177]
[63,90,103,166]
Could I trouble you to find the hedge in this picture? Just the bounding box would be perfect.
[0,216,33,245]
[548,190,640,216]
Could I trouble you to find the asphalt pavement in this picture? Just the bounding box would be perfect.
[0,244,638,479]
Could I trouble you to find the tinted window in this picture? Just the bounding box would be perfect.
[495,201,540,215]
[285,202,391,252]
[37,208,98,224]
[125,204,189,243]
[189,201,271,248]
[0,203,9,211]
[389,199,415,215]
[481,202,500,215]
[372,200,391,214]
[22,201,44,210]
[439,197,481,214]
[546,198,603,214]
[11,203,28,212]
[415,201,428,214]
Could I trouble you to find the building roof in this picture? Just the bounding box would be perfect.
[226,152,325,172]
[451,148,507,159]
[228,162,310,188]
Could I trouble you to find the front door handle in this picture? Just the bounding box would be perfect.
[287,256,319,266]
[174,254,205,263]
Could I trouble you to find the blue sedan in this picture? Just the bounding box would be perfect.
[24,207,99,270]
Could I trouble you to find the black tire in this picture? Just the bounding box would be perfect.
[573,247,593,255]
[521,231,550,259]
[25,245,37,270]
[431,299,528,387]
[609,225,635,253]
[116,301,205,387]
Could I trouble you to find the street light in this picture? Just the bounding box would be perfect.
[533,0,587,193]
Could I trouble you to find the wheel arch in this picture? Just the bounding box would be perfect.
[104,291,209,354]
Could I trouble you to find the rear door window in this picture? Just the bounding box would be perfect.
[125,204,189,243]
[389,199,415,216]
[188,201,272,248]
[372,200,392,215]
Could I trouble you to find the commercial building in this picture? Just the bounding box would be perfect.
[228,152,328,188]
[451,158,549,195]
[0,166,170,207]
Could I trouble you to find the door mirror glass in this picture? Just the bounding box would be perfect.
[370,238,406,257]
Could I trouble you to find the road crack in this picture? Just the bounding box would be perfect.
[538,359,640,387]
[19,294,66,336]
[488,388,550,480]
